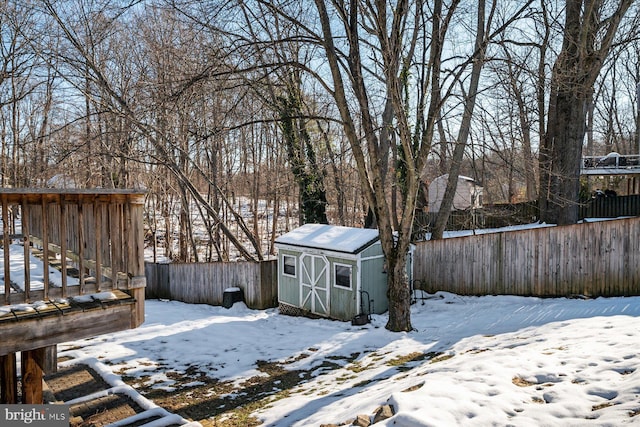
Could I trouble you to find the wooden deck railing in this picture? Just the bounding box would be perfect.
[0,189,146,314]
[0,189,148,404]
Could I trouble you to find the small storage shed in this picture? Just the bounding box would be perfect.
[428,174,483,212]
[275,224,413,322]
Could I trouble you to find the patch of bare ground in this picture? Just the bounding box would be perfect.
[387,351,444,372]
[141,349,452,427]
[48,349,446,426]
[127,352,362,426]
[512,376,538,387]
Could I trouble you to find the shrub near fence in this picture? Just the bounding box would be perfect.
[145,260,278,309]
[413,216,640,298]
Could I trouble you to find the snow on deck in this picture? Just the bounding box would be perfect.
[0,242,79,294]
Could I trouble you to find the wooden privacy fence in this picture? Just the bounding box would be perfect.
[413,217,640,297]
[145,260,278,309]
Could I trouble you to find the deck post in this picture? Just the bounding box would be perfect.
[1,352,18,403]
[42,345,58,375]
[21,348,45,404]
[127,200,146,327]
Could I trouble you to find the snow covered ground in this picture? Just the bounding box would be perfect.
[3,219,640,425]
[58,293,640,426]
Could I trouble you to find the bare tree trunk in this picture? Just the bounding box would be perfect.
[502,51,538,201]
[431,0,488,240]
[540,88,587,224]
[539,0,633,225]
[318,121,347,225]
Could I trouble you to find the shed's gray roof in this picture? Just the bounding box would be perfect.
[275,224,379,254]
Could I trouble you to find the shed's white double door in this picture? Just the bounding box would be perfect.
[300,254,329,316]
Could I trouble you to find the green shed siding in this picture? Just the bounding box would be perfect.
[327,256,358,320]
[361,242,384,258]
[278,250,301,306]
[330,282,357,319]
[361,256,388,314]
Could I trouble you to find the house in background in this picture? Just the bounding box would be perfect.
[428,174,483,212]
[275,224,413,322]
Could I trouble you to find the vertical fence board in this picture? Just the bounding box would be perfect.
[78,203,85,293]
[59,198,67,295]
[41,198,50,299]
[95,202,103,290]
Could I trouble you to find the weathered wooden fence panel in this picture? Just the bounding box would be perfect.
[145,260,277,309]
[145,263,170,300]
[413,217,640,297]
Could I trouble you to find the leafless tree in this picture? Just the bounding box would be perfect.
[40,0,266,261]
[0,1,45,187]
[539,0,638,224]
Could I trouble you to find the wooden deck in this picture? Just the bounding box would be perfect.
[0,290,137,355]
[0,189,146,404]
[581,154,640,176]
